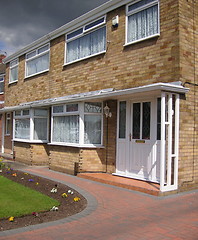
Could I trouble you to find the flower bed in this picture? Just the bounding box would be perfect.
[0,165,87,231]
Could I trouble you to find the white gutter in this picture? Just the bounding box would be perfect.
[0,82,189,113]
[3,0,133,64]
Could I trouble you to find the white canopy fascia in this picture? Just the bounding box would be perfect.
[0,82,189,113]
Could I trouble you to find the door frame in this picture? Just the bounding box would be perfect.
[115,96,160,183]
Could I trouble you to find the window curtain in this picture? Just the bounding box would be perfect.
[26,52,49,76]
[84,115,101,144]
[67,27,106,63]
[15,119,30,139]
[128,5,158,42]
[53,115,79,143]
[34,118,48,140]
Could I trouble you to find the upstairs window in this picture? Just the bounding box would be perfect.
[9,59,18,83]
[0,75,4,93]
[25,44,50,78]
[65,16,106,64]
[126,0,159,44]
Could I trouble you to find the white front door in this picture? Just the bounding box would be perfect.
[116,99,160,183]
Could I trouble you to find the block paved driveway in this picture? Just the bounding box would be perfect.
[0,166,198,240]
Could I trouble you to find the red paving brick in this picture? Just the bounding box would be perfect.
[0,166,198,240]
[78,172,160,196]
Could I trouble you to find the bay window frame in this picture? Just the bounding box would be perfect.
[13,108,49,143]
[51,102,103,147]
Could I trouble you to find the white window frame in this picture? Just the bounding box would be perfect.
[25,44,50,78]
[5,112,11,136]
[0,74,4,94]
[9,58,18,84]
[125,0,160,46]
[51,103,80,146]
[65,16,106,65]
[51,102,103,147]
[13,108,49,143]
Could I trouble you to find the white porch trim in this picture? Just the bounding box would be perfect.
[0,82,188,113]
[160,92,180,192]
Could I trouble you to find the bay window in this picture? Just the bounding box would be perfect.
[52,104,79,143]
[84,102,102,144]
[25,44,50,77]
[33,109,48,141]
[66,16,106,64]
[14,108,49,142]
[14,110,30,140]
[126,0,159,44]
[52,102,103,146]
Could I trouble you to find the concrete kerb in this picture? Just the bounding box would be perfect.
[0,166,98,238]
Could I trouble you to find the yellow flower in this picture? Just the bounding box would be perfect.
[12,173,17,177]
[61,193,68,198]
[74,197,80,202]
[36,182,39,185]
[9,216,14,222]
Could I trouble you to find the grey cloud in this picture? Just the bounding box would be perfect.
[0,0,109,55]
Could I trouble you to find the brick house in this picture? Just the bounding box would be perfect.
[1,0,197,193]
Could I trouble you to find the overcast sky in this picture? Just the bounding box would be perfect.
[0,0,109,57]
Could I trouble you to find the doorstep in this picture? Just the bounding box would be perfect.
[77,173,160,196]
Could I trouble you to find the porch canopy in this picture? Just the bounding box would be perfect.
[0,81,188,112]
[1,82,189,192]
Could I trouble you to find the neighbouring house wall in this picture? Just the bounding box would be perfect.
[178,0,198,190]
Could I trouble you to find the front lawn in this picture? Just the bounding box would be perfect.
[0,176,59,219]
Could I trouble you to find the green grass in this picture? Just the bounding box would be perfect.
[0,176,59,218]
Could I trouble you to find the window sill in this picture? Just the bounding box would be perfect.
[25,69,49,79]
[9,80,18,85]
[48,142,104,149]
[124,33,160,47]
[13,139,49,144]
[63,50,106,67]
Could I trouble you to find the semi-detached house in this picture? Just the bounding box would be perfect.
[1,0,198,194]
